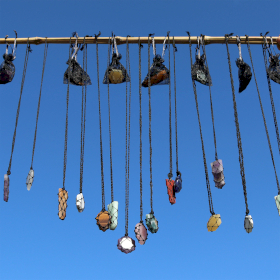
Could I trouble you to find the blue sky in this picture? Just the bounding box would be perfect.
[1,0,280,279]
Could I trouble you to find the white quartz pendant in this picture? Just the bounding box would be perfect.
[244,215,253,233]
[274,194,280,216]
[76,193,85,212]
[107,201,118,230]
[26,169,34,191]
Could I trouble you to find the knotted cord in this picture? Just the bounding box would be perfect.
[261,33,280,155]
[62,38,71,190]
[246,35,280,194]
[7,39,31,175]
[30,38,48,169]
[139,37,143,222]
[225,34,249,215]
[201,35,218,161]
[187,32,214,215]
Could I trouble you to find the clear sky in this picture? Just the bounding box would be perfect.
[1,0,280,279]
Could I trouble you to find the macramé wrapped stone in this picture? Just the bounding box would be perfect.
[58,188,68,220]
[26,169,34,191]
[142,54,170,87]
[107,201,118,230]
[268,54,280,84]
[244,215,253,233]
[274,194,280,216]
[134,222,148,245]
[95,210,111,232]
[0,53,15,84]
[211,160,225,189]
[145,213,159,233]
[165,179,176,205]
[76,193,85,213]
[191,54,212,86]
[117,236,136,254]
[207,214,222,232]
[174,173,182,193]
[103,53,129,84]
[236,58,252,93]
[4,174,9,202]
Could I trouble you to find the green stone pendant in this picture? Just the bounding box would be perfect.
[145,213,159,233]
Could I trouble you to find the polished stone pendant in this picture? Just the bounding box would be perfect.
[26,169,34,191]
[117,235,136,254]
[145,213,159,233]
[174,172,182,193]
[3,174,9,202]
[95,210,111,232]
[207,214,222,232]
[76,193,85,213]
[274,194,280,216]
[211,160,225,189]
[134,221,148,245]
[58,188,68,220]
[244,215,253,233]
[107,201,118,230]
[166,179,176,205]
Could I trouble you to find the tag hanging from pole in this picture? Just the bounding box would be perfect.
[0,31,17,84]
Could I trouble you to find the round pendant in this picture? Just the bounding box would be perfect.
[134,222,148,245]
[145,213,159,233]
[95,210,111,232]
[117,235,136,254]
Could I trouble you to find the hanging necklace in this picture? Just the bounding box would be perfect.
[145,34,159,234]
[225,34,253,233]
[26,38,48,191]
[187,32,221,232]
[4,39,31,202]
[117,36,136,253]
[76,36,88,213]
[95,34,111,232]
[134,37,148,245]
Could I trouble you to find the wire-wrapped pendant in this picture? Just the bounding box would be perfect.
[134,221,148,245]
[145,213,159,233]
[26,169,34,191]
[76,193,85,213]
[207,214,222,232]
[211,159,225,189]
[117,235,136,254]
[58,188,68,220]
[107,201,118,230]
[165,179,176,205]
[4,174,9,202]
[95,210,111,232]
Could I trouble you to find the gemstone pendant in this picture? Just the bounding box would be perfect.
[4,174,9,202]
[107,201,118,230]
[76,193,85,213]
[26,169,34,191]
[207,214,222,232]
[211,160,225,189]
[117,236,136,254]
[134,222,148,245]
[145,213,159,233]
[95,210,111,232]
[166,179,176,205]
[174,173,182,193]
[244,215,253,233]
[58,188,68,220]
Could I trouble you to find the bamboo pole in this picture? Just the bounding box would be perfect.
[0,36,278,46]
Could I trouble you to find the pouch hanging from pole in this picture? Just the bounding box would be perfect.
[191,37,212,86]
[103,35,130,84]
[63,32,91,86]
[266,38,280,84]
[236,36,252,92]
[142,36,170,87]
[0,31,17,84]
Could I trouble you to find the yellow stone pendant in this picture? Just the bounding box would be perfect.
[207,214,221,232]
[108,69,124,84]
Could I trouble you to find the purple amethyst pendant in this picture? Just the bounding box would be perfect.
[174,172,182,193]
[4,174,9,202]
[134,222,148,245]
[117,235,136,254]
[211,159,225,189]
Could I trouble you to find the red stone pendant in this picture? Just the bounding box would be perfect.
[166,179,176,205]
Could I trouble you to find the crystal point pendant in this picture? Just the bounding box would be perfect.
[76,193,85,213]
[244,215,253,233]
[166,179,176,205]
[145,213,159,233]
[211,160,225,189]
[95,210,111,232]
[4,174,9,202]
[207,214,222,232]
[58,188,68,220]
[174,173,182,193]
[274,194,280,216]
[26,169,34,191]
[134,222,148,245]
[117,235,136,254]
[107,201,118,230]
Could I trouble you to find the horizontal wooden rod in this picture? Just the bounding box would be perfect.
[0,36,278,46]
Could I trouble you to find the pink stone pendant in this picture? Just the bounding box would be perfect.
[134,222,148,245]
